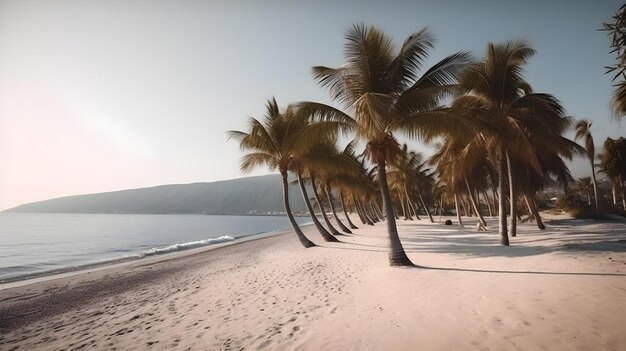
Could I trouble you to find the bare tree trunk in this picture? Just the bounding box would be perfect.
[310,174,342,236]
[454,193,463,227]
[367,202,379,222]
[461,194,470,217]
[372,202,383,221]
[399,191,409,220]
[591,160,599,211]
[297,172,338,242]
[619,174,626,211]
[411,201,422,220]
[612,181,617,205]
[353,195,367,224]
[374,200,385,221]
[492,185,499,217]
[282,172,315,248]
[439,195,444,223]
[524,194,545,230]
[418,193,434,223]
[440,195,444,216]
[506,151,517,238]
[482,189,493,217]
[404,187,417,220]
[465,177,487,227]
[377,161,413,266]
[340,191,358,229]
[325,185,352,234]
[359,200,375,225]
[498,146,509,246]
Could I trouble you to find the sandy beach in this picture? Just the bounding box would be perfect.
[1,214,626,351]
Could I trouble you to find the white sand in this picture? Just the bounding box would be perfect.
[1,214,626,350]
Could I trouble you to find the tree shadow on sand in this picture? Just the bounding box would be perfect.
[411,264,626,277]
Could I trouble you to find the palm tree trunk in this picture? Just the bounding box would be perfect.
[377,161,413,266]
[412,201,423,220]
[590,161,599,211]
[325,185,352,234]
[506,151,516,238]
[404,188,417,221]
[352,195,367,224]
[282,172,315,248]
[405,189,416,220]
[418,194,433,223]
[369,202,381,222]
[619,174,626,211]
[399,191,409,220]
[374,201,385,221]
[465,177,487,227]
[340,191,358,229]
[359,200,375,225]
[439,195,444,218]
[498,147,509,246]
[524,194,545,230]
[310,175,342,236]
[297,172,338,242]
[483,189,493,217]
[461,195,470,217]
[612,180,617,205]
[454,193,463,227]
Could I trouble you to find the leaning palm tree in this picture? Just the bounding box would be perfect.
[575,120,599,211]
[227,98,321,247]
[305,24,472,266]
[228,98,351,247]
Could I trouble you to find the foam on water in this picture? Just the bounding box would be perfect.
[0,213,311,285]
[141,235,235,256]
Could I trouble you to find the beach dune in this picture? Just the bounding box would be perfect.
[1,215,626,350]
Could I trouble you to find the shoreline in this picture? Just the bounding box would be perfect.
[2,216,626,350]
[0,223,311,290]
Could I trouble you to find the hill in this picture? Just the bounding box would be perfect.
[4,175,310,215]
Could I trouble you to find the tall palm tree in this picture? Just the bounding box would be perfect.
[598,137,626,210]
[603,4,626,119]
[306,24,472,266]
[455,40,569,245]
[295,169,339,242]
[227,98,329,248]
[300,141,359,235]
[575,120,599,211]
[574,177,594,206]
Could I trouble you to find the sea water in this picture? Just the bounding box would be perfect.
[0,213,310,284]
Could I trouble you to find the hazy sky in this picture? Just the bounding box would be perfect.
[1,0,625,210]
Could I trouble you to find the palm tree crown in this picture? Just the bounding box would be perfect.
[311,24,473,265]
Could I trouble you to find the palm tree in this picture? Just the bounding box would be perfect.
[300,141,360,235]
[575,120,599,211]
[455,40,569,245]
[229,98,352,247]
[295,169,339,242]
[598,137,626,210]
[227,98,323,248]
[574,177,594,206]
[603,4,626,118]
[307,24,472,266]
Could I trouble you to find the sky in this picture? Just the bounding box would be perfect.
[1,0,625,210]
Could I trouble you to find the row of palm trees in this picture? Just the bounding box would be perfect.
[229,24,587,267]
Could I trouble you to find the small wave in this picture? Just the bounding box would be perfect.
[140,235,235,256]
[0,235,235,285]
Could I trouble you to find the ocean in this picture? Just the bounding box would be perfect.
[0,213,310,284]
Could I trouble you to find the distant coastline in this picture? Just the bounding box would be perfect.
[4,174,312,215]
